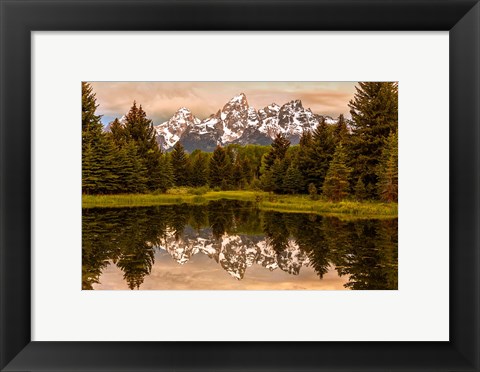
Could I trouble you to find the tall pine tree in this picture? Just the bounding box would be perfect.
[262,133,290,172]
[122,101,165,191]
[323,143,352,202]
[376,131,398,202]
[333,114,349,144]
[82,82,120,194]
[109,117,126,145]
[348,82,398,198]
[114,140,148,193]
[297,130,317,191]
[283,163,305,194]
[170,142,189,186]
[188,151,209,187]
[209,146,232,189]
[156,154,174,192]
[310,118,336,192]
[82,82,102,134]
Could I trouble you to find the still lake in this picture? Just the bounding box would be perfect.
[82,200,398,290]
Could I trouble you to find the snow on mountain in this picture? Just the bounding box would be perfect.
[257,103,281,137]
[155,107,201,150]
[153,93,339,151]
[323,116,337,125]
[218,93,250,143]
[156,228,310,280]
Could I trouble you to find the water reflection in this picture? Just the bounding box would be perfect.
[82,200,397,290]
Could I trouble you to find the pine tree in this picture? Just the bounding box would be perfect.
[232,160,246,189]
[241,158,253,186]
[376,131,398,202]
[122,101,163,190]
[310,119,336,191]
[297,130,317,191]
[260,170,275,192]
[110,117,126,145]
[354,177,368,201]
[283,164,305,194]
[323,144,352,202]
[82,82,102,134]
[170,142,189,186]
[82,82,120,194]
[189,152,209,187]
[156,154,174,192]
[334,114,349,144]
[271,158,289,193]
[82,140,97,194]
[209,146,232,189]
[82,134,121,194]
[115,141,148,193]
[262,133,290,172]
[348,82,398,197]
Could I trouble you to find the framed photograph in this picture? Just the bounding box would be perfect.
[1,0,479,371]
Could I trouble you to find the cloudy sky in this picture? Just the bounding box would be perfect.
[93,250,349,290]
[89,81,358,126]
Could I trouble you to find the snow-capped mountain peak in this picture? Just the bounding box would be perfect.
[154,93,338,151]
[155,107,201,149]
[157,228,310,280]
[229,92,247,104]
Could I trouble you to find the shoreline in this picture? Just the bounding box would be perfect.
[82,190,398,219]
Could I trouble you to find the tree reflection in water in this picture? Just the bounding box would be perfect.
[82,200,397,290]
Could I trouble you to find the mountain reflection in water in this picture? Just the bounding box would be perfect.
[82,200,397,290]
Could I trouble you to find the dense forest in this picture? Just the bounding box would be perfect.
[82,82,398,202]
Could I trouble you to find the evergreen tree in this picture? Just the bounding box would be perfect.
[323,143,352,202]
[232,160,246,189]
[260,170,275,192]
[122,101,163,190]
[334,114,349,144]
[82,134,121,194]
[262,133,290,172]
[348,82,398,197]
[109,117,126,145]
[170,142,189,186]
[209,146,232,189]
[82,82,102,134]
[297,130,317,190]
[113,140,148,193]
[376,131,398,202]
[82,82,120,194]
[189,152,209,187]
[241,158,253,186]
[354,177,368,201]
[157,155,174,192]
[271,158,289,193]
[310,119,336,191]
[283,164,305,194]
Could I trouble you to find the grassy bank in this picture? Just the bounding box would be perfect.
[83,189,397,219]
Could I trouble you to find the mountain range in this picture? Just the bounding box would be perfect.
[156,226,311,280]
[153,93,338,152]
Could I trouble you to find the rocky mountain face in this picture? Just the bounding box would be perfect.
[157,226,310,280]
[154,93,337,152]
[154,107,201,150]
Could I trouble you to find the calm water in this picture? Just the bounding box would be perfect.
[82,200,398,290]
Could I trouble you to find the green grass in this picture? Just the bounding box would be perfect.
[83,188,397,219]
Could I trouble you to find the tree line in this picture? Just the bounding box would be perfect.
[82,82,398,202]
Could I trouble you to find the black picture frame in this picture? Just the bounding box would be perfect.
[1,0,479,371]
